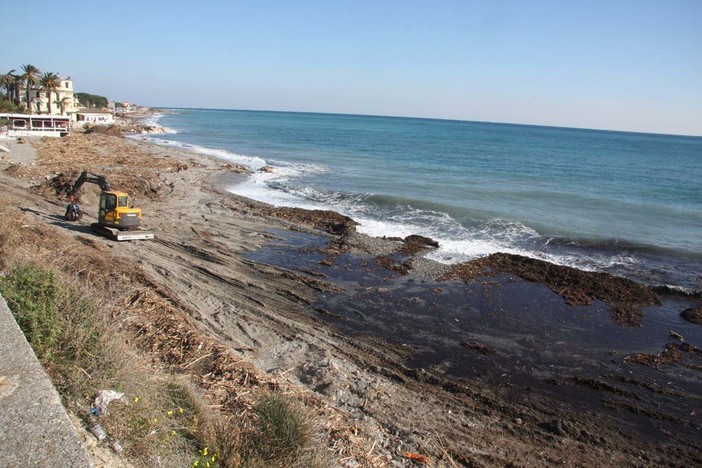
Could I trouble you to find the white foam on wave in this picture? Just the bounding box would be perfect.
[132,134,267,168]
[190,144,267,168]
[354,209,640,274]
[140,112,179,134]
[135,128,644,279]
[228,161,331,209]
[355,216,545,264]
[222,163,646,276]
[229,170,324,210]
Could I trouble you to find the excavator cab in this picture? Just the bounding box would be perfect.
[98,191,143,229]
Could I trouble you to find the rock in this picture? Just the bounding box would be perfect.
[268,206,357,236]
[398,234,440,256]
[539,419,573,437]
[440,253,660,326]
[17,137,26,144]
[681,306,702,325]
[260,165,276,173]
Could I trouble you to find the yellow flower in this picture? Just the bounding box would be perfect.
[202,447,208,456]
[167,410,174,416]
[192,461,199,467]
[211,455,216,462]
[170,430,176,436]
[179,407,184,413]
[133,397,139,403]
[206,463,210,468]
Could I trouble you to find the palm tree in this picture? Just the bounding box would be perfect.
[0,70,15,102]
[40,72,60,114]
[58,95,72,115]
[10,70,21,105]
[5,70,22,105]
[21,64,40,113]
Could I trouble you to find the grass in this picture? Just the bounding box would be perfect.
[0,263,220,465]
[253,392,311,459]
[0,262,320,467]
[0,263,105,393]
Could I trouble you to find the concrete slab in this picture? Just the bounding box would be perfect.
[0,293,92,467]
[0,136,37,164]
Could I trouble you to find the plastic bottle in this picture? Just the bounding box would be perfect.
[90,424,107,441]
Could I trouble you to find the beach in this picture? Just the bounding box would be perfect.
[0,118,700,466]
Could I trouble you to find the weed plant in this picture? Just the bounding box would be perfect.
[0,264,221,465]
[1,263,323,467]
[247,392,312,465]
[0,263,107,395]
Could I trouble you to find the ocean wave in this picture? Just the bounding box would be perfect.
[228,172,647,275]
[132,135,267,168]
[652,284,702,299]
[224,162,702,290]
[543,235,702,260]
[140,112,179,134]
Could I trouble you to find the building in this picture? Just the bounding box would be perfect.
[0,113,71,137]
[18,76,81,118]
[76,109,115,125]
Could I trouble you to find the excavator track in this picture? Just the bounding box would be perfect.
[91,223,155,241]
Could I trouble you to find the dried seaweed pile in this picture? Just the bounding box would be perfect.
[0,198,387,465]
[120,287,388,465]
[441,252,660,326]
[8,133,191,201]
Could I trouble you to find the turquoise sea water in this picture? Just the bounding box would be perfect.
[143,109,702,292]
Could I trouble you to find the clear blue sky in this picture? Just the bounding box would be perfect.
[3,0,701,135]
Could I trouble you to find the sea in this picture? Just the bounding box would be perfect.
[139,109,702,294]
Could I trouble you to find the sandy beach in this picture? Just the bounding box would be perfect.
[0,119,700,466]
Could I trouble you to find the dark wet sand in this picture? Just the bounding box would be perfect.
[248,228,702,449]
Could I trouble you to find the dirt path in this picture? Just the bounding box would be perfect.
[1,132,700,466]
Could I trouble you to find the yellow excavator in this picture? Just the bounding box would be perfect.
[64,171,155,241]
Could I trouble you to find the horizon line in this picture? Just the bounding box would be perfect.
[146,105,702,139]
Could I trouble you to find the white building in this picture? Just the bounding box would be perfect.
[0,113,71,137]
[18,76,81,118]
[76,109,114,124]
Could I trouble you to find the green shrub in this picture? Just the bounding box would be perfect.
[0,264,105,389]
[0,100,17,112]
[0,264,66,362]
[251,392,311,462]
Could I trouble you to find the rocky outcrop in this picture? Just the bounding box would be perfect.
[267,207,357,237]
[681,306,702,324]
[440,253,660,326]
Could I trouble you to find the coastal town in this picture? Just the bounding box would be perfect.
[0,64,145,137]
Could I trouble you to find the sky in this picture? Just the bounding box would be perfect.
[2,0,701,135]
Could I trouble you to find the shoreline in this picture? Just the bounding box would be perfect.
[1,120,699,465]
[122,113,702,443]
[137,109,702,296]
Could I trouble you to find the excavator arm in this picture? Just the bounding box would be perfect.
[69,171,110,197]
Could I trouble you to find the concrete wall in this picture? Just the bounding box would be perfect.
[0,294,92,467]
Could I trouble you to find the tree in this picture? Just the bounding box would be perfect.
[0,99,17,112]
[0,70,16,105]
[40,72,60,114]
[9,70,21,105]
[76,92,108,108]
[21,64,40,113]
[58,96,72,115]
